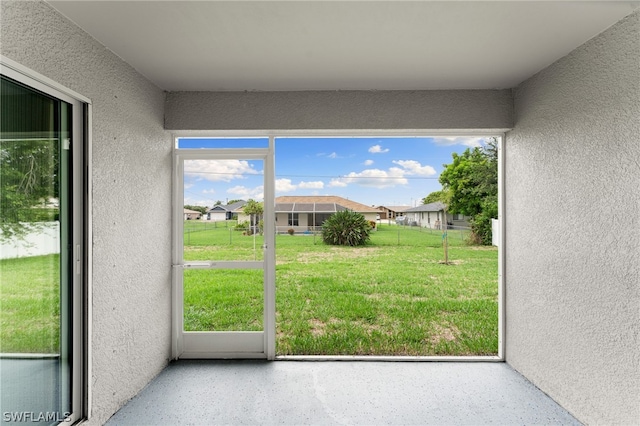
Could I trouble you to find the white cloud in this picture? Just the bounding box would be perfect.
[275,179,297,193]
[331,168,408,189]
[368,144,389,154]
[328,179,348,188]
[431,137,486,148]
[298,181,324,189]
[328,152,338,159]
[184,159,260,182]
[392,160,437,176]
[202,189,216,194]
[327,159,435,189]
[363,159,374,166]
[275,178,325,193]
[228,185,264,201]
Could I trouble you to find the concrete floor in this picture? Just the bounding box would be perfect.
[106,361,581,425]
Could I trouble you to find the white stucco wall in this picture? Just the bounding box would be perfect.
[505,10,639,425]
[1,2,172,424]
[165,89,513,131]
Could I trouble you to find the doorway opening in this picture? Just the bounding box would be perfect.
[172,134,503,360]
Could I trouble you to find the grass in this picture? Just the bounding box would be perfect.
[183,223,498,356]
[0,255,60,353]
[0,223,498,356]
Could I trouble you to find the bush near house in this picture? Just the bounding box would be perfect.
[321,210,371,246]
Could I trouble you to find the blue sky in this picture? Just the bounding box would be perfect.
[180,136,489,208]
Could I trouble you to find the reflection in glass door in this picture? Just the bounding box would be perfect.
[173,140,275,359]
[0,66,85,424]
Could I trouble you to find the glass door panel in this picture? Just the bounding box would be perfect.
[184,269,264,332]
[0,75,73,423]
[174,142,275,359]
[182,159,264,262]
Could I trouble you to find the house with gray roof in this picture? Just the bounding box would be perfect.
[404,202,470,229]
[207,200,246,221]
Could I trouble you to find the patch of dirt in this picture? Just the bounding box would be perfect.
[365,293,431,302]
[426,321,461,345]
[438,259,464,265]
[296,247,380,263]
[309,318,326,336]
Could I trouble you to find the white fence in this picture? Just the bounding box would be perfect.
[0,222,60,259]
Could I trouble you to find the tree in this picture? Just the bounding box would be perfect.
[422,189,450,205]
[226,199,244,205]
[321,210,371,246]
[1,140,58,241]
[439,138,498,245]
[242,199,263,234]
[184,205,208,215]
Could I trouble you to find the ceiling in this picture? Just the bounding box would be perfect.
[47,1,639,92]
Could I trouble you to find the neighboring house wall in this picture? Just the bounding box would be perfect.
[275,212,310,232]
[274,212,377,232]
[407,211,470,229]
[208,211,227,221]
[505,10,639,425]
[1,2,171,425]
[236,212,249,224]
[361,212,378,223]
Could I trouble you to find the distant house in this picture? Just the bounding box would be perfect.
[376,205,411,220]
[183,208,202,221]
[207,200,246,221]
[404,202,470,229]
[234,196,377,233]
[275,196,380,233]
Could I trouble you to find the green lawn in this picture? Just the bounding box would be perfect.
[0,255,60,353]
[184,223,498,356]
[0,223,498,356]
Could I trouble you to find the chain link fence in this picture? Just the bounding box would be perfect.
[184,220,472,248]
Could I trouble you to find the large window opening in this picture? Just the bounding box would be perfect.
[174,134,502,359]
[0,62,88,423]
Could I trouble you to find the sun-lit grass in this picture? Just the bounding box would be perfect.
[183,222,498,356]
[184,269,263,331]
[0,255,60,353]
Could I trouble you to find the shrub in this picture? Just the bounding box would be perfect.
[468,199,497,245]
[234,220,249,232]
[321,210,371,246]
[287,228,295,235]
[369,220,377,230]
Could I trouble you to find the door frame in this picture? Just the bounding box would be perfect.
[171,130,505,361]
[1,55,91,422]
[172,137,276,360]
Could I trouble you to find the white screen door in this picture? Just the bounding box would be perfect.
[172,138,275,359]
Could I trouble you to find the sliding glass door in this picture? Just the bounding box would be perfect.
[1,63,86,424]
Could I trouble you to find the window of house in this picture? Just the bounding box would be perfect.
[288,213,299,226]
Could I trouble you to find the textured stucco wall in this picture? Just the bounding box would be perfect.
[505,10,639,425]
[1,2,172,424]
[165,89,513,131]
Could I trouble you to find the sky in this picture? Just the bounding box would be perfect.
[180,136,491,208]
